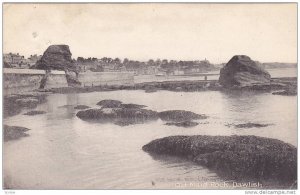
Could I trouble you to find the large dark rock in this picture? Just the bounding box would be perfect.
[4,125,30,141]
[158,110,207,122]
[35,45,76,72]
[35,45,81,87]
[219,55,271,88]
[76,107,159,125]
[143,135,297,187]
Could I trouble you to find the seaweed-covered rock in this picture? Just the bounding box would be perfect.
[96,99,122,108]
[165,121,199,128]
[142,135,296,186]
[4,125,30,141]
[76,107,159,125]
[159,110,207,122]
[74,105,90,110]
[4,93,47,118]
[23,110,46,116]
[219,55,271,88]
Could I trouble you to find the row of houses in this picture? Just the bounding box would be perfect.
[3,53,42,68]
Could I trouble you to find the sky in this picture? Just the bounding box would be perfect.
[3,3,297,63]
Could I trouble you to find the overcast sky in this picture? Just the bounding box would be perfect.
[3,3,297,63]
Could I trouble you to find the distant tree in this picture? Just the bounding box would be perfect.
[114,58,121,64]
[123,58,129,65]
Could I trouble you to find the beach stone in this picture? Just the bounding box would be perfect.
[159,110,207,122]
[142,135,296,185]
[219,55,271,88]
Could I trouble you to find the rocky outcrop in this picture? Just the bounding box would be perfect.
[36,45,76,72]
[76,107,159,125]
[165,121,199,127]
[4,125,30,141]
[219,55,271,88]
[23,110,46,116]
[35,45,81,87]
[78,100,208,126]
[158,110,207,122]
[142,135,297,187]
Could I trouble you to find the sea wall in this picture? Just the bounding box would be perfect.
[3,68,68,94]
[78,72,134,87]
[4,69,135,95]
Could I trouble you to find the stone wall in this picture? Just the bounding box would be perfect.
[3,68,68,94]
[3,69,135,94]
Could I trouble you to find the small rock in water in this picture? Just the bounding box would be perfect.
[272,89,297,96]
[23,110,46,116]
[159,110,207,122]
[96,99,122,108]
[165,121,199,128]
[232,122,272,128]
[4,125,30,141]
[74,105,90,110]
[76,107,159,125]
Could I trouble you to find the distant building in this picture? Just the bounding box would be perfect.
[27,54,42,66]
[3,53,25,68]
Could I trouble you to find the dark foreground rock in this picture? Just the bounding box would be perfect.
[4,125,30,141]
[159,110,208,122]
[23,110,46,116]
[4,93,47,118]
[219,55,271,88]
[165,121,199,127]
[76,107,159,125]
[96,99,122,108]
[142,135,297,187]
[74,105,91,110]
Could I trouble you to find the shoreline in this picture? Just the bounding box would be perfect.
[46,77,297,94]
